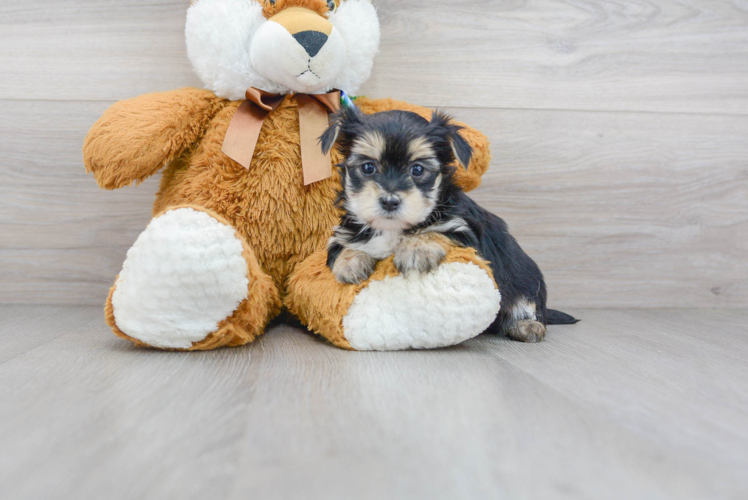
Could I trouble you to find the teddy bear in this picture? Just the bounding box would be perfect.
[82,0,502,351]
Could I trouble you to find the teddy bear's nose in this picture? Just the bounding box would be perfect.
[293,30,329,58]
[269,7,334,59]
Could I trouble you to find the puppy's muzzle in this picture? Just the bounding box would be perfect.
[379,195,401,213]
[269,7,333,58]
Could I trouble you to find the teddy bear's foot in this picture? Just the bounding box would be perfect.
[107,206,280,350]
[285,247,502,351]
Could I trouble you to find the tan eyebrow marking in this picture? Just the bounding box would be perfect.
[407,136,436,163]
[351,131,386,161]
[407,136,441,172]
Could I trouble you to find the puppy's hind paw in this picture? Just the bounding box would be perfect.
[394,234,448,276]
[332,248,377,284]
[506,320,546,343]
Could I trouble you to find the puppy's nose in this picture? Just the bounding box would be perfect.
[379,196,401,213]
[293,30,328,58]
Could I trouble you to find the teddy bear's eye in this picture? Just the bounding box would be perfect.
[266,0,275,5]
[327,0,338,13]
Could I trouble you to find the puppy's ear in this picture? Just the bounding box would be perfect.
[320,120,341,155]
[448,130,473,170]
[430,110,473,170]
[320,104,365,155]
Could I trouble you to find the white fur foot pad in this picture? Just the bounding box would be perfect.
[342,262,502,351]
[112,208,250,349]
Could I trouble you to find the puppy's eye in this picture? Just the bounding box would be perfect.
[361,163,376,176]
[327,0,338,12]
[410,164,425,178]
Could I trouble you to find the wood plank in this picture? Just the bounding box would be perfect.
[2,100,746,307]
[364,0,748,114]
[0,99,157,305]
[460,107,748,308]
[0,99,156,250]
[491,309,748,470]
[0,247,131,306]
[0,0,201,102]
[0,306,746,499]
[227,310,748,500]
[0,305,98,363]
[1,0,747,114]
[0,306,255,500]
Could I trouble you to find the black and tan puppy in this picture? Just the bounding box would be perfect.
[321,106,577,342]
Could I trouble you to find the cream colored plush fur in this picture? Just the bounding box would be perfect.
[186,0,380,99]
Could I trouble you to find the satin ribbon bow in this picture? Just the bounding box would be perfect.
[222,87,341,186]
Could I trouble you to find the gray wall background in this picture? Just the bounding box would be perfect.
[1,0,747,307]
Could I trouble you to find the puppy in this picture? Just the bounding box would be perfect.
[321,106,577,342]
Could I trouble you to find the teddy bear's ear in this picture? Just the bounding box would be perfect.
[429,110,473,170]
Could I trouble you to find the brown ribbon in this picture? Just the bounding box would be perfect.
[222,87,340,186]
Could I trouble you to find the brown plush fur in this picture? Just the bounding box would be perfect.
[84,88,491,349]
[151,94,344,292]
[84,88,227,190]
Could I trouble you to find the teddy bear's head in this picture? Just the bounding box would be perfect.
[186,0,380,100]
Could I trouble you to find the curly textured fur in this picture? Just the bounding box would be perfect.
[105,206,282,351]
[285,246,498,350]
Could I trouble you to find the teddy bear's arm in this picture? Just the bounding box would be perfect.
[83,88,227,190]
[354,97,491,192]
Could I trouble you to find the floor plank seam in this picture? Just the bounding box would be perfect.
[0,317,101,366]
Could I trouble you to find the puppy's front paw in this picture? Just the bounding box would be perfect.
[332,248,377,284]
[394,234,448,275]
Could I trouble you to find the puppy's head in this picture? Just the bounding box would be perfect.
[321,107,473,231]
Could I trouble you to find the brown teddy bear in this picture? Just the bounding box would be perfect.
[83,0,501,351]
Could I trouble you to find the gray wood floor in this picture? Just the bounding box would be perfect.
[1,306,746,500]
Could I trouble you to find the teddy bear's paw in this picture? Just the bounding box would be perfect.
[342,262,502,351]
[110,207,250,349]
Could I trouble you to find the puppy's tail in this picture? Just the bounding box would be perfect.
[546,309,580,325]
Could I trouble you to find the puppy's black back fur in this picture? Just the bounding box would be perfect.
[409,174,572,330]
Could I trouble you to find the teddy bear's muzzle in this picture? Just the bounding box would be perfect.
[250,6,346,94]
[270,7,333,58]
